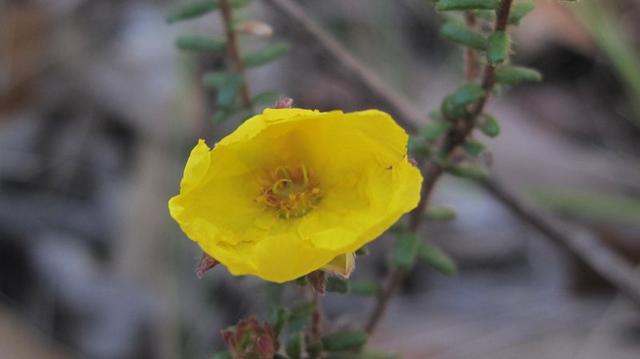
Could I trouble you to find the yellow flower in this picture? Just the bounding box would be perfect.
[168,108,422,283]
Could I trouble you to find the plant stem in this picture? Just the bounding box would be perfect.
[220,0,252,108]
[464,11,479,81]
[365,0,515,336]
[308,288,323,358]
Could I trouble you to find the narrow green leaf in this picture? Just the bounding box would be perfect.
[350,281,381,297]
[441,21,487,50]
[461,138,486,156]
[442,84,485,119]
[288,301,314,332]
[487,31,510,65]
[509,1,535,25]
[252,91,280,107]
[211,351,231,359]
[322,330,368,352]
[447,162,490,180]
[176,35,225,52]
[216,74,244,108]
[478,113,500,137]
[425,206,457,221]
[326,277,350,294]
[243,41,289,68]
[418,243,457,275]
[270,308,289,335]
[437,0,499,11]
[495,65,542,85]
[286,333,303,359]
[203,72,242,89]
[392,231,419,272]
[420,118,451,141]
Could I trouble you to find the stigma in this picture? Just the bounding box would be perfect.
[256,164,322,219]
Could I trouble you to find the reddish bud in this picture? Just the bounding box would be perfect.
[221,317,276,359]
[195,252,219,279]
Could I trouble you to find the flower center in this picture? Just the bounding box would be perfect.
[256,164,322,219]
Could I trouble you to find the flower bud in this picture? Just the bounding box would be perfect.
[222,317,276,359]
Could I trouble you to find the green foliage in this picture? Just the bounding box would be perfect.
[286,333,303,359]
[349,280,381,297]
[392,231,419,272]
[447,162,490,180]
[418,243,457,275]
[509,1,535,25]
[322,330,368,352]
[442,84,485,119]
[487,31,509,65]
[287,302,314,332]
[243,41,290,68]
[425,206,457,221]
[355,246,370,256]
[436,0,500,11]
[495,65,542,85]
[203,73,244,108]
[461,138,486,156]
[176,35,225,52]
[270,307,289,335]
[420,116,451,141]
[441,21,487,51]
[326,276,350,294]
[478,113,500,137]
[211,351,231,359]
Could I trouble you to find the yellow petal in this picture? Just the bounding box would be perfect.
[322,253,356,278]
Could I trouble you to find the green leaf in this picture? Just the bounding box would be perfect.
[442,84,485,119]
[420,118,451,141]
[286,332,303,359]
[252,91,280,107]
[418,243,457,275]
[288,301,314,332]
[425,206,457,221]
[167,0,252,23]
[326,277,350,294]
[212,108,232,123]
[211,351,231,359]
[436,0,499,11]
[441,21,487,50]
[350,281,381,297]
[355,246,370,256]
[408,136,430,159]
[495,65,542,85]
[478,113,500,137]
[270,308,289,335]
[447,162,490,180]
[214,74,244,108]
[509,1,535,25]
[243,41,290,68]
[392,231,419,272]
[461,138,486,156]
[487,31,510,65]
[322,330,368,352]
[176,35,225,52]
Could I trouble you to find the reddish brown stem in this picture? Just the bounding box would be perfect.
[220,0,252,108]
[365,0,515,336]
[464,12,479,81]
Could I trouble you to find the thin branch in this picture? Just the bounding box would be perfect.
[263,0,640,333]
[464,12,480,81]
[220,0,252,108]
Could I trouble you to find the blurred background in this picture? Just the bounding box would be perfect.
[1,0,639,358]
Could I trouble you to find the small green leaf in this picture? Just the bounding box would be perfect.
[487,31,510,65]
[436,0,500,11]
[211,351,231,359]
[243,41,289,67]
[478,113,500,137]
[495,65,542,85]
[425,206,457,221]
[270,308,289,335]
[509,1,535,26]
[286,332,303,359]
[326,277,350,294]
[215,74,244,108]
[203,72,243,89]
[288,301,314,332]
[441,21,487,50]
[418,243,457,275]
[350,281,381,297]
[447,162,490,180]
[295,276,308,286]
[442,84,485,119]
[322,330,368,352]
[392,231,419,272]
[420,118,451,141]
[252,91,280,107]
[355,246,370,256]
[176,35,225,52]
[461,138,486,156]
